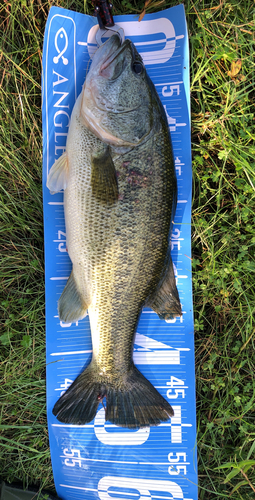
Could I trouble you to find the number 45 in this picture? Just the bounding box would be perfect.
[166,376,186,399]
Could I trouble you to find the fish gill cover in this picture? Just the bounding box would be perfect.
[42,4,197,500]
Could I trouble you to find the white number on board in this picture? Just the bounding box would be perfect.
[98,476,184,500]
[63,448,81,468]
[94,408,150,446]
[162,84,180,97]
[168,452,188,476]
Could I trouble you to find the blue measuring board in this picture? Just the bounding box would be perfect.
[42,4,197,500]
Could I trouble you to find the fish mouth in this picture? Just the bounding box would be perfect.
[96,36,141,114]
[100,37,131,73]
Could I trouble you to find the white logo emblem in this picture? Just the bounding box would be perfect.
[53,27,68,65]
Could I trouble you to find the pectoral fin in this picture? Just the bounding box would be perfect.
[91,145,118,205]
[146,256,182,320]
[46,152,68,194]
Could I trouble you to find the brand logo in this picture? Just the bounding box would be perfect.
[53,27,69,65]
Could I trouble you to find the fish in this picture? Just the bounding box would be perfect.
[47,34,182,429]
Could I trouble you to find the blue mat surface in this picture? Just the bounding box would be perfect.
[42,5,197,499]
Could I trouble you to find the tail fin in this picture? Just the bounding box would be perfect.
[106,366,174,428]
[53,364,173,428]
[52,366,104,425]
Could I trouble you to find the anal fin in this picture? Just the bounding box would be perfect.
[58,271,89,323]
[46,152,68,194]
[146,257,182,320]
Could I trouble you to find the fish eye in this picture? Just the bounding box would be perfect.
[132,61,143,75]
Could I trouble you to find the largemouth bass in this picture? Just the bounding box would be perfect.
[47,34,182,429]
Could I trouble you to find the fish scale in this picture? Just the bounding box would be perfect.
[47,34,182,428]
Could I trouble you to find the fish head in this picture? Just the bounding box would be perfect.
[81,34,159,147]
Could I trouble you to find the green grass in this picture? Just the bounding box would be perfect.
[0,0,254,497]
